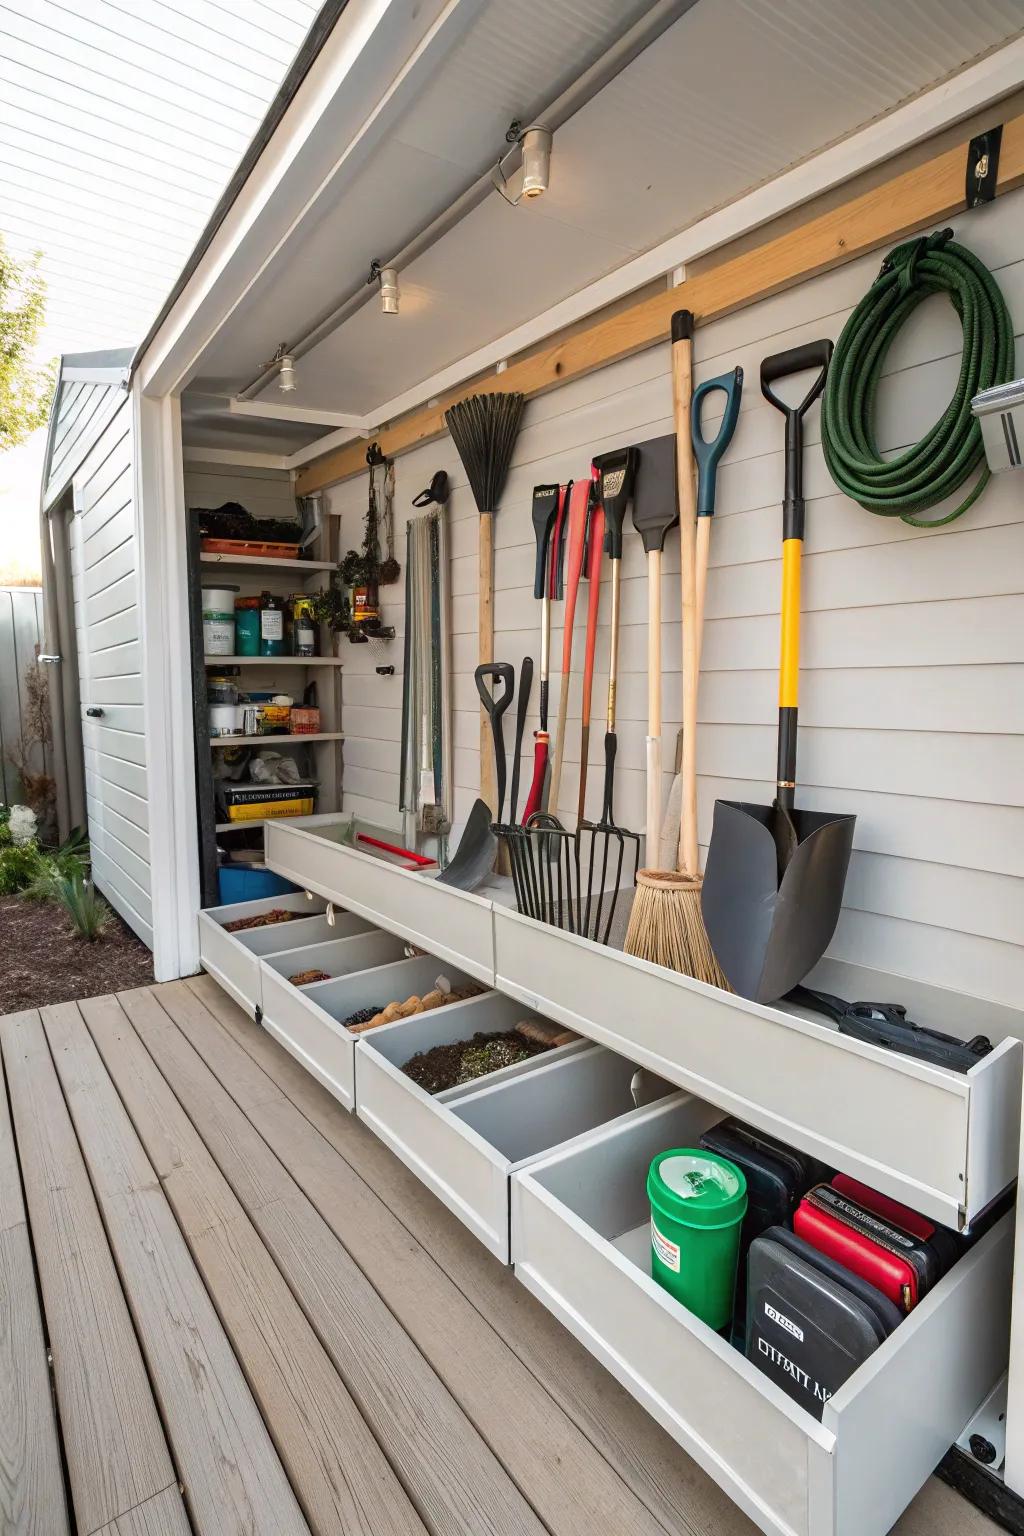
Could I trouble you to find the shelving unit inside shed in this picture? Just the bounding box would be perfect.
[185,461,345,906]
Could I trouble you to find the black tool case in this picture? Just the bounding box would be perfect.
[700,1118,831,1321]
[746,1227,903,1420]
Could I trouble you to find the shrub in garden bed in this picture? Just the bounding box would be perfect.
[0,806,106,939]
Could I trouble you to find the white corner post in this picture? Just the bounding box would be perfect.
[1002,1087,1024,1497]
[134,385,201,980]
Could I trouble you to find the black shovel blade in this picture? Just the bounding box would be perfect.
[701,799,856,1004]
[436,798,497,890]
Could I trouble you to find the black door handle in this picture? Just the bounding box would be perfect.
[86,707,104,718]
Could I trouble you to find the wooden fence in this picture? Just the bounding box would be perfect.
[0,587,45,805]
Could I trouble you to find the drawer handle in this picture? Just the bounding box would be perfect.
[86,707,104,718]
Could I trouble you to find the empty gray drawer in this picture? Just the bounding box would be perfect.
[357,1010,673,1262]
[511,1092,1013,1536]
[259,951,474,1112]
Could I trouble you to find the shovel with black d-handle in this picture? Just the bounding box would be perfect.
[701,339,856,1003]
[436,662,514,890]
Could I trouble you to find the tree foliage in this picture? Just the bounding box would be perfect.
[0,236,56,451]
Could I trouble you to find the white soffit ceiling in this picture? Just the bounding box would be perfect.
[189,0,1024,422]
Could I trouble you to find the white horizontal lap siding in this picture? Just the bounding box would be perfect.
[71,392,153,950]
[184,464,296,525]
[329,185,1024,1007]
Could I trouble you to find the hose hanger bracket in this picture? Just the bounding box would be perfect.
[966,125,1001,208]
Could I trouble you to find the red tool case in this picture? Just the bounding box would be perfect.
[794,1181,955,1313]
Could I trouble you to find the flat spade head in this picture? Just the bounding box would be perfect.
[701,799,856,1003]
[436,798,497,891]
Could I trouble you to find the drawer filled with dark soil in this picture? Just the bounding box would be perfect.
[401,1018,578,1094]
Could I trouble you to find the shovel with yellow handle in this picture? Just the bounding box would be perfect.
[700,339,856,1004]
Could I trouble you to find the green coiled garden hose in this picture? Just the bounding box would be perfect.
[821,227,1016,527]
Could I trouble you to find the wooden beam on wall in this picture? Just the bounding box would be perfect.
[295,111,1024,495]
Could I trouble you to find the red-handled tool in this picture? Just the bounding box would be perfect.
[357,834,437,867]
[523,484,563,821]
[548,478,591,817]
[577,466,605,823]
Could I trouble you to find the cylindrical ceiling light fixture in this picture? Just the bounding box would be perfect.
[278,353,297,391]
[379,265,400,314]
[520,126,552,198]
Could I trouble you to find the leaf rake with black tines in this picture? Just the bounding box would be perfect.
[444,393,525,512]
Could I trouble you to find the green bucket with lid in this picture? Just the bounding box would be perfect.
[647,1148,747,1329]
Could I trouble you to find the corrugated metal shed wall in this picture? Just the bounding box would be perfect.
[329,184,1024,1012]
[0,587,45,805]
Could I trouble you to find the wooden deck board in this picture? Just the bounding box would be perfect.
[0,1042,70,1536]
[82,991,426,1536]
[186,969,742,1536]
[0,1009,178,1536]
[0,1226,70,1536]
[40,1002,309,1536]
[0,1048,26,1235]
[126,983,549,1536]
[90,1486,193,1536]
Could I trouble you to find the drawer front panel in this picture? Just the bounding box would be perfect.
[493,906,1019,1228]
[265,820,495,983]
[260,964,360,1111]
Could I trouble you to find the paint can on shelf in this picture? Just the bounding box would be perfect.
[202,585,239,655]
[209,703,242,737]
[234,595,261,655]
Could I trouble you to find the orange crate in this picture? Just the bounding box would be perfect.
[201,537,301,559]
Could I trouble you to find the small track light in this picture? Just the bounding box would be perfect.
[379,266,399,314]
[369,260,400,315]
[521,127,552,198]
[278,354,296,391]
[492,123,553,206]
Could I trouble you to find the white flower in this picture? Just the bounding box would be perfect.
[9,805,37,845]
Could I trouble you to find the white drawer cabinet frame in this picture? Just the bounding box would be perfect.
[357,1009,657,1261]
[512,1094,1015,1536]
[265,818,495,984]
[197,892,331,1015]
[493,905,1021,1231]
[259,952,474,1112]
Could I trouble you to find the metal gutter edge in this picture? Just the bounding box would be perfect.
[127,0,349,382]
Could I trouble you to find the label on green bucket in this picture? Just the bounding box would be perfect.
[651,1218,680,1273]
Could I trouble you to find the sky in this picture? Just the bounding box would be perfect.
[0,0,318,584]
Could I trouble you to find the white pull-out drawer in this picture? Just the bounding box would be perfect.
[261,929,408,983]
[511,1092,1013,1536]
[357,1006,676,1262]
[197,892,354,1015]
[265,817,495,984]
[259,951,474,1112]
[493,905,1022,1230]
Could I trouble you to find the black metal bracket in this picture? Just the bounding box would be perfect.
[938,1446,1024,1535]
[966,125,1002,208]
[366,441,386,467]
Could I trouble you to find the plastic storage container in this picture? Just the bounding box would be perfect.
[234,595,261,656]
[647,1148,747,1329]
[217,865,296,903]
[202,585,239,655]
[259,591,285,656]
